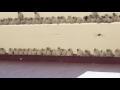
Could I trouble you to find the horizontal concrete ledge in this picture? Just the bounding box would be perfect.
[0,55,120,64]
[0,22,120,27]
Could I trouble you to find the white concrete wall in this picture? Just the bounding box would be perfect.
[0,23,120,54]
[0,12,120,18]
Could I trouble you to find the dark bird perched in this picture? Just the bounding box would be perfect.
[112,13,118,22]
[101,16,108,23]
[56,16,61,24]
[90,15,96,23]
[8,18,15,25]
[77,49,84,56]
[45,17,52,24]
[107,16,113,23]
[56,47,62,56]
[14,48,19,55]
[8,48,14,55]
[3,19,9,25]
[100,50,106,57]
[61,49,67,56]
[36,49,42,55]
[35,18,40,24]
[71,17,77,23]
[41,49,47,56]
[30,18,36,24]
[31,48,37,55]
[0,48,6,55]
[20,18,26,24]
[117,15,120,22]
[96,17,103,23]
[34,12,40,19]
[84,50,91,57]
[83,16,91,23]
[76,17,83,23]
[46,49,52,56]
[25,18,30,24]
[40,17,46,24]
[28,48,32,55]
[92,12,99,18]
[60,16,66,23]
[14,18,21,25]
[51,49,57,56]
[0,19,4,25]
[18,12,24,20]
[66,16,72,23]
[114,49,120,57]
[93,48,100,57]
[19,48,24,55]
[106,49,114,57]
[67,48,74,56]
[23,49,28,55]
[51,16,57,24]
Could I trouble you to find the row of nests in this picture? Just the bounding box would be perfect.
[0,48,120,57]
[0,12,120,25]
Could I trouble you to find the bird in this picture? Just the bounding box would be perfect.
[51,49,57,56]
[14,18,20,25]
[28,48,32,55]
[19,49,24,55]
[93,48,100,57]
[60,16,66,23]
[36,49,42,55]
[0,19,3,25]
[35,18,42,24]
[112,13,118,22]
[8,48,14,55]
[84,50,91,57]
[107,16,114,23]
[71,17,77,23]
[56,16,61,24]
[41,49,47,56]
[51,16,57,24]
[61,49,67,56]
[34,12,40,19]
[23,49,28,55]
[106,49,114,57]
[31,48,37,55]
[40,17,46,24]
[92,12,99,18]
[45,17,52,24]
[30,18,36,24]
[90,15,96,23]
[25,18,30,24]
[101,16,108,23]
[56,47,62,56]
[77,49,84,56]
[114,49,120,57]
[20,18,26,24]
[76,17,83,23]
[67,48,73,56]
[9,18,15,25]
[96,17,103,23]
[66,16,72,23]
[0,48,6,55]
[46,49,52,56]
[18,12,24,20]
[3,19,9,25]
[117,15,120,22]
[83,16,91,23]
[100,50,106,57]
[14,48,19,55]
